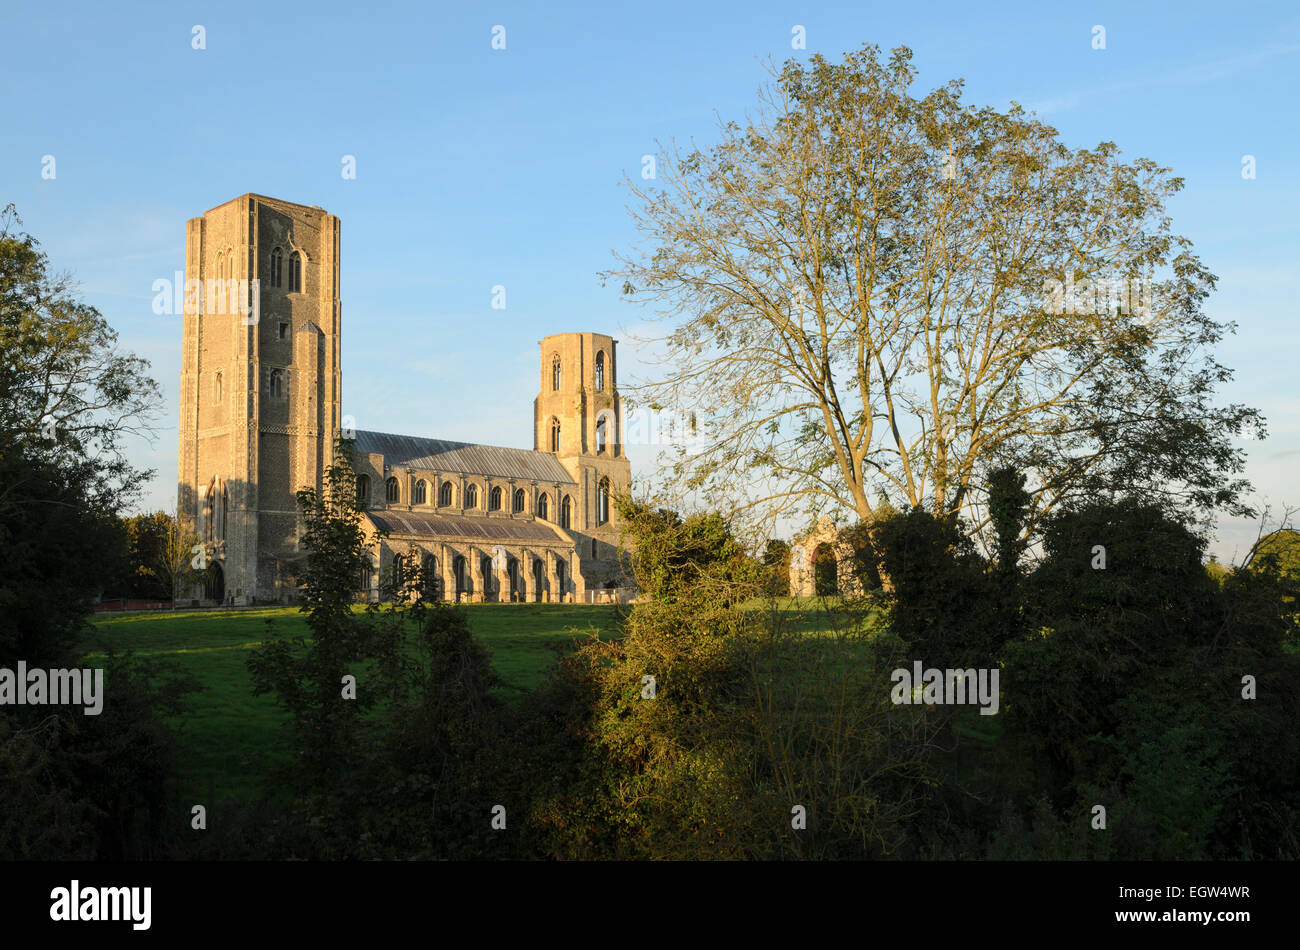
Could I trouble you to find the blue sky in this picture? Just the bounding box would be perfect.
[2,0,1296,560]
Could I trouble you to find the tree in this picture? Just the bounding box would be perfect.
[761,539,791,596]
[0,203,159,480]
[0,203,162,659]
[0,205,195,860]
[155,508,205,608]
[607,45,1257,545]
[247,440,385,785]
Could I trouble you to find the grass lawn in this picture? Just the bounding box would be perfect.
[85,602,624,806]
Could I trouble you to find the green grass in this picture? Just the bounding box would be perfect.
[85,603,623,806]
[83,597,889,807]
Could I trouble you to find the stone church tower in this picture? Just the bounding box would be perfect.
[534,332,632,589]
[177,194,341,604]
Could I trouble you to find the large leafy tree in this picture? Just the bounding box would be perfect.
[609,45,1258,544]
[0,205,197,860]
[0,203,161,661]
[0,204,159,476]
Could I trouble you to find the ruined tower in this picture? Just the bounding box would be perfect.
[176,194,342,604]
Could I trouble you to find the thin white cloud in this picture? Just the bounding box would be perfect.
[1025,42,1300,116]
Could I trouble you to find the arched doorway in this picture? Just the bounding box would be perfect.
[204,562,225,603]
[813,543,838,596]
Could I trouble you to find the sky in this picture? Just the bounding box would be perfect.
[1,0,1296,562]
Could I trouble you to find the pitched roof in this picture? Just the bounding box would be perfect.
[353,429,575,484]
[365,509,568,545]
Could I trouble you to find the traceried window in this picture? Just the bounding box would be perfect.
[269,368,284,399]
[537,493,549,521]
[513,488,525,513]
[439,481,453,506]
[597,477,610,526]
[289,250,302,293]
[414,479,427,505]
[489,486,502,511]
[596,415,607,453]
[560,495,572,529]
[270,247,283,288]
[550,418,560,453]
[386,477,400,503]
[356,474,370,504]
[551,355,561,391]
[595,350,605,391]
[466,484,478,509]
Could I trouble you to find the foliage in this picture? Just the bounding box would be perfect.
[607,45,1257,544]
[868,505,1001,668]
[762,539,791,596]
[247,440,380,786]
[0,207,195,860]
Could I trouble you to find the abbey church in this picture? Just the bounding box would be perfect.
[178,193,632,606]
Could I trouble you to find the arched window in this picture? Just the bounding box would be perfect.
[595,415,607,453]
[439,481,452,506]
[358,557,373,594]
[513,488,525,513]
[537,493,549,521]
[392,554,405,588]
[356,474,370,504]
[560,495,572,529]
[597,478,610,525]
[591,538,597,559]
[489,486,502,511]
[414,479,427,505]
[386,476,400,503]
[550,418,560,453]
[595,351,605,391]
[551,355,561,391]
[269,368,284,399]
[465,484,478,509]
[288,250,302,293]
[215,371,223,403]
[269,247,283,288]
